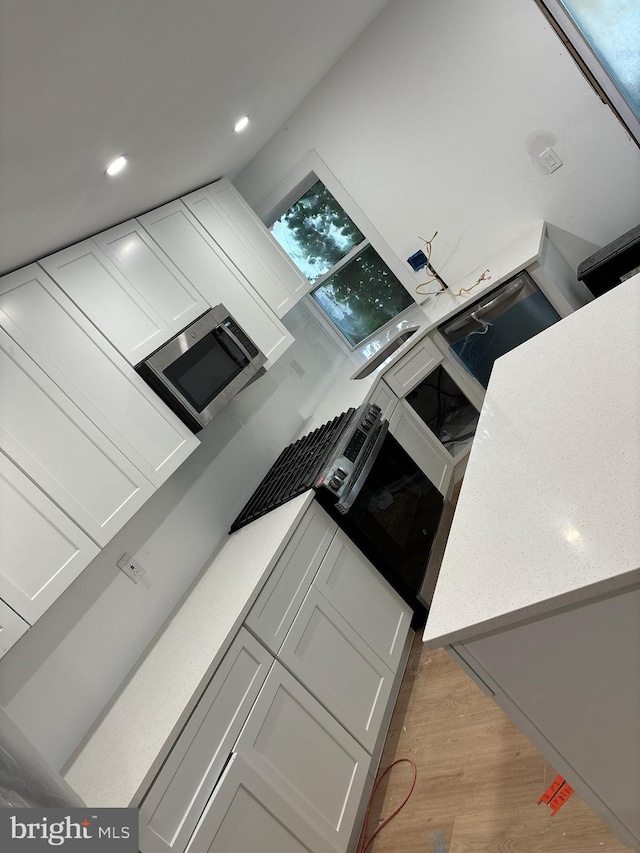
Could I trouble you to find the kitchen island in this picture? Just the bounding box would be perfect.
[423,273,640,850]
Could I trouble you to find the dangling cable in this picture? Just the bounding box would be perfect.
[357,757,418,853]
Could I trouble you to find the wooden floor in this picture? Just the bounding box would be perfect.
[362,635,632,853]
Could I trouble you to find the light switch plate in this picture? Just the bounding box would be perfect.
[538,146,563,174]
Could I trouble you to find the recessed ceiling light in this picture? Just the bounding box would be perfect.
[105,155,128,177]
[233,116,250,133]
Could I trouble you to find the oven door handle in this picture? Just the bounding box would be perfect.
[335,420,389,514]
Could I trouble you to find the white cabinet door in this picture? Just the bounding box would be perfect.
[138,201,294,364]
[139,629,272,853]
[0,327,153,545]
[0,451,99,624]
[40,240,174,364]
[183,180,307,317]
[245,502,336,655]
[280,587,395,754]
[0,266,199,488]
[185,754,336,853]
[0,598,29,657]
[367,380,398,421]
[235,662,369,853]
[389,401,453,496]
[313,531,412,673]
[95,220,209,347]
[383,337,442,397]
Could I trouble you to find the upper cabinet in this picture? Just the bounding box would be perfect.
[183,180,308,317]
[40,227,209,365]
[138,201,294,364]
[0,266,199,489]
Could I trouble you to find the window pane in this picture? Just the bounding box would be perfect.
[270,180,365,282]
[561,0,640,117]
[312,245,414,346]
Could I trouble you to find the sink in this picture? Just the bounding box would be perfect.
[352,327,419,378]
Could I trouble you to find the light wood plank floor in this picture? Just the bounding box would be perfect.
[362,635,632,853]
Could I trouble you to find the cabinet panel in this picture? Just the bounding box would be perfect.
[367,380,398,421]
[280,588,395,754]
[235,662,369,852]
[245,503,336,654]
[95,221,209,338]
[313,532,412,673]
[0,328,153,545]
[382,337,442,397]
[0,266,199,487]
[40,241,172,363]
[183,185,301,318]
[0,598,29,658]
[138,202,294,364]
[140,629,272,853]
[389,401,452,496]
[184,754,335,853]
[0,452,99,624]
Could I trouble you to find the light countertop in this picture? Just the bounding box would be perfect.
[423,273,640,647]
[63,492,315,808]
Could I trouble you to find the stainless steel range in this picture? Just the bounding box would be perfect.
[231,401,445,627]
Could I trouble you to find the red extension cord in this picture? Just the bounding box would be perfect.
[357,757,418,853]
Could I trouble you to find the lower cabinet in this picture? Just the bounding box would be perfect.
[140,505,413,853]
[0,597,29,657]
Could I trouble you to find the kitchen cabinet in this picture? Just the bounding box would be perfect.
[366,380,398,422]
[0,325,153,546]
[139,629,272,853]
[451,587,640,850]
[244,502,337,655]
[184,753,336,853]
[382,336,442,398]
[0,265,199,489]
[279,587,396,753]
[0,598,29,658]
[183,179,307,318]
[388,401,453,496]
[0,450,99,625]
[235,661,370,853]
[137,201,294,365]
[40,234,207,365]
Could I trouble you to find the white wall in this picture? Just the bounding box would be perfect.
[235,0,640,286]
[0,303,347,771]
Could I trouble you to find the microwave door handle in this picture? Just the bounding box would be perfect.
[335,421,389,513]
[219,325,254,362]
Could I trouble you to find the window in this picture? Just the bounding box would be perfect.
[270,179,415,347]
[539,0,640,145]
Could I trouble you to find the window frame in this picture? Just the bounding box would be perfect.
[537,0,640,147]
[259,152,419,354]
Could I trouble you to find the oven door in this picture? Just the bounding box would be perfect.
[317,432,444,626]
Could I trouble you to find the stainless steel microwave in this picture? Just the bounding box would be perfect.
[135,305,266,432]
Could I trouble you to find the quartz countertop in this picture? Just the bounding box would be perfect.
[423,273,640,647]
[63,492,315,808]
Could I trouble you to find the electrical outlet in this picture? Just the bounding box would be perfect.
[290,359,306,377]
[117,553,146,584]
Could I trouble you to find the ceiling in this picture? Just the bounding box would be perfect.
[0,0,390,275]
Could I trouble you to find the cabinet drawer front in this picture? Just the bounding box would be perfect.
[183,188,296,317]
[280,587,395,753]
[389,402,452,496]
[0,452,99,624]
[95,221,209,338]
[184,754,335,853]
[0,329,153,545]
[138,202,294,365]
[40,241,172,364]
[0,598,29,658]
[313,532,412,673]
[245,503,336,654]
[235,662,369,852]
[0,266,198,487]
[383,337,442,396]
[139,629,272,853]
